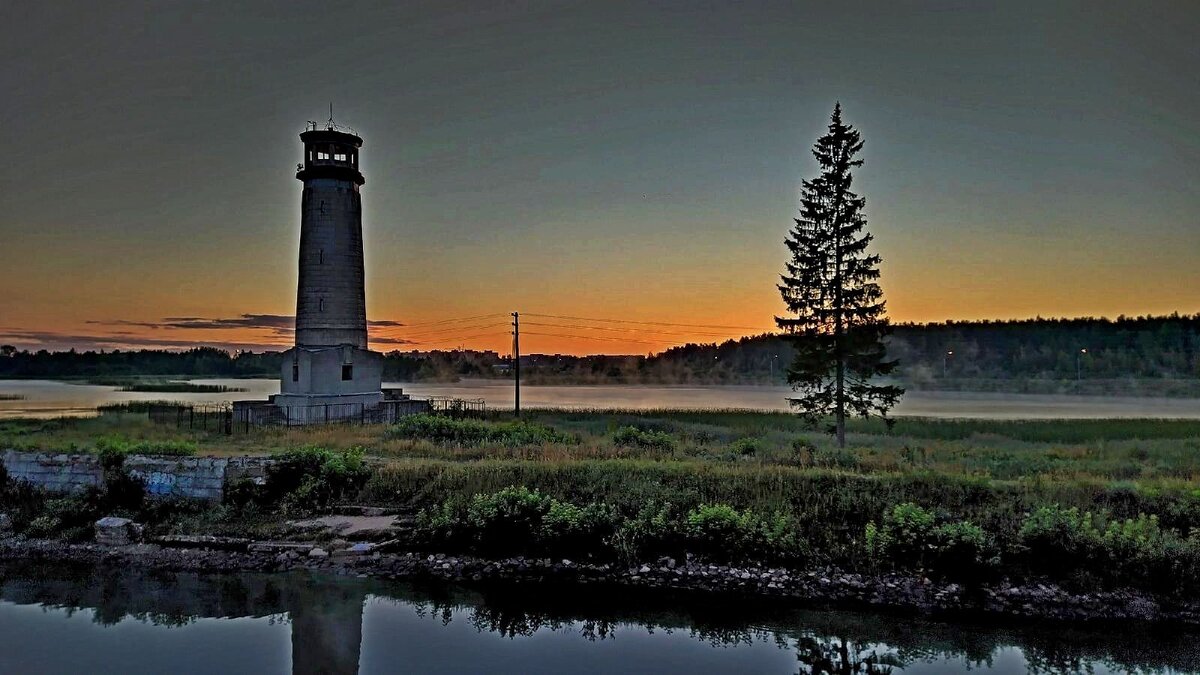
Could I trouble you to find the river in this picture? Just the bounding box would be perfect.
[2,378,1199,419]
[0,561,1193,674]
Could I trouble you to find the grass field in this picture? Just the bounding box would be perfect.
[3,409,1199,592]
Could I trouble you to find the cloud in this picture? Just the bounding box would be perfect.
[371,336,416,345]
[88,314,405,332]
[0,324,415,352]
[0,329,288,352]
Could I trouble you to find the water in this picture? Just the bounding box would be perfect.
[2,378,1199,420]
[0,561,1192,674]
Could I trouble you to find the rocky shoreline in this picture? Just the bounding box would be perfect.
[2,535,1197,626]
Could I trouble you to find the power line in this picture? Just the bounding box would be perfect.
[371,313,508,333]
[404,330,511,346]
[374,321,508,339]
[522,331,659,346]
[523,321,739,339]
[523,312,764,331]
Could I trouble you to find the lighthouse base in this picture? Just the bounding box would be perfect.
[270,345,383,423]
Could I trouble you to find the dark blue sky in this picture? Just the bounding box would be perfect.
[2,1,1197,353]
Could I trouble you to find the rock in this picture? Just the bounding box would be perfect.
[248,542,315,555]
[94,517,144,546]
[0,513,12,535]
[309,548,329,558]
[639,565,651,574]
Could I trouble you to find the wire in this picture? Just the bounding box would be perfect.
[374,321,509,339]
[522,321,738,339]
[521,331,660,346]
[370,312,508,333]
[406,331,511,346]
[523,312,763,331]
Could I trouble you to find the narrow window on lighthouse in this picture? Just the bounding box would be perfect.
[319,298,324,312]
[319,249,324,265]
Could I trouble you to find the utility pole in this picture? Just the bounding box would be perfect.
[1077,348,1087,381]
[512,311,520,417]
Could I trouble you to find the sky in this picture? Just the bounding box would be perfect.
[1,1,1197,356]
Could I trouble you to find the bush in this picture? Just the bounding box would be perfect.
[609,500,679,564]
[866,503,994,581]
[1018,505,1099,579]
[685,503,804,564]
[812,447,860,470]
[1019,505,1200,592]
[540,500,618,558]
[266,446,370,515]
[729,437,763,457]
[465,486,555,553]
[416,486,618,559]
[388,414,571,446]
[612,426,677,453]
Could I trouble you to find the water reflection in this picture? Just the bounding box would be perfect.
[0,561,1195,674]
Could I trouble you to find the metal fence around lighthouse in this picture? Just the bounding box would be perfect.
[147,397,485,434]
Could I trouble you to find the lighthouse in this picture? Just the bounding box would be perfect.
[271,120,384,418]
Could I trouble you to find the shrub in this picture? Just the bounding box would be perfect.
[811,447,860,470]
[609,501,679,564]
[465,486,555,553]
[866,503,994,581]
[266,446,370,515]
[540,500,618,558]
[1018,505,1100,579]
[791,438,817,455]
[388,414,571,446]
[685,503,804,564]
[729,437,763,457]
[612,426,677,453]
[929,520,994,578]
[1019,505,1200,592]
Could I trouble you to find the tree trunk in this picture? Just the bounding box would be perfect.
[835,354,846,448]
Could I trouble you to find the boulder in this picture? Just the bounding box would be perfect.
[94,516,144,546]
[0,512,12,535]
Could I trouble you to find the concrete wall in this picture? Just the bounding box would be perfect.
[1,450,274,501]
[278,344,382,398]
[0,452,102,493]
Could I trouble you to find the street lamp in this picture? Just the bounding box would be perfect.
[1076,348,1087,381]
[770,354,779,383]
[943,350,954,378]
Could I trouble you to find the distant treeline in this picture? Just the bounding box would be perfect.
[0,344,492,384]
[637,314,1200,392]
[1,314,1198,394]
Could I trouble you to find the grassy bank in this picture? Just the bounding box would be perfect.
[2,409,1199,595]
[79,377,245,393]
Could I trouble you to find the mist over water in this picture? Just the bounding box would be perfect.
[1,378,1198,419]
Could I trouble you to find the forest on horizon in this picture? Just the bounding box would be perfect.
[1,314,1197,397]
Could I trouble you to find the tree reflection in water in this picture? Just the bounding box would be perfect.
[0,562,1196,674]
[793,636,903,675]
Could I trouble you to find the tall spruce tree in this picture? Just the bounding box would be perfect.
[777,103,903,447]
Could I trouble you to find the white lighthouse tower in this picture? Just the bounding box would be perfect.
[271,120,383,419]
